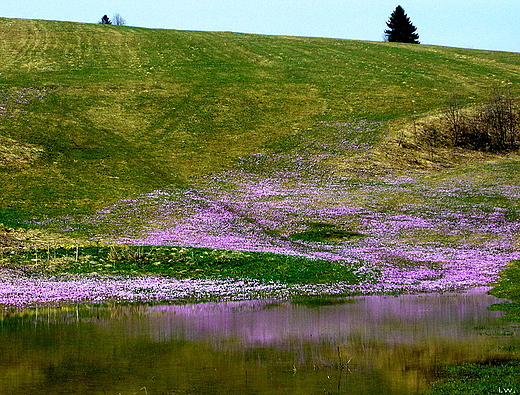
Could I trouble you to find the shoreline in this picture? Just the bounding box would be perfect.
[0,269,498,311]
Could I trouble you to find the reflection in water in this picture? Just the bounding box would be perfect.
[0,287,518,395]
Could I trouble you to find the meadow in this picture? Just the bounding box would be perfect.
[0,17,519,302]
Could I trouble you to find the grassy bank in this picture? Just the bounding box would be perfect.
[4,244,367,285]
[424,361,520,395]
[489,260,520,321]
[0,17,519,294]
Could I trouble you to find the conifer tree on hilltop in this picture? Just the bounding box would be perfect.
[385,5,420,44]
[99,15,112,25]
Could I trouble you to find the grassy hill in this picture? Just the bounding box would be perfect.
[2,17,520,225]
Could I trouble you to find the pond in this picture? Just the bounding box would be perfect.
[0,287,518,395]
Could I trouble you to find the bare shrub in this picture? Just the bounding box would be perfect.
[444,95,465,146]
[416,89,520,152]
[481,90,519,150]
[113,14,126,26]
[419,122,444,156]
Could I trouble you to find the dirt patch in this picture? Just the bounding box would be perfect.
[0,224,83,252]
[0,135,43,169]
[0,224,87,277]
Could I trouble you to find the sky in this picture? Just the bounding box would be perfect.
[2,0,520,53]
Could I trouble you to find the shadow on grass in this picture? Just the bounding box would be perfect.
[289,222,366,243]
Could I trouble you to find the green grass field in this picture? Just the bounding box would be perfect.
[2,17,520,224]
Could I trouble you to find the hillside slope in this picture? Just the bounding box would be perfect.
[1,18,520,223]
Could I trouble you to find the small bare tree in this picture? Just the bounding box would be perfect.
[444,95,465,147]
[113,14,126,26]
[483,90,517,150]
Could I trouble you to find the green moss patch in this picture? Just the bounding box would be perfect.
[489,260,520,322]
[289,223,366,242]
[424,360,520,395]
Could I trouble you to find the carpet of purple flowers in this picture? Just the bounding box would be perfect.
[2,120,519,309]
[87,121,520,292]
[0,273,327,310]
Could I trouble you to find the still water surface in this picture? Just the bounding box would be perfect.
[0,287,518,395]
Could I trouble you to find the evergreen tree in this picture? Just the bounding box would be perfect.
[99,15,112,25]
[384,6,420,44]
